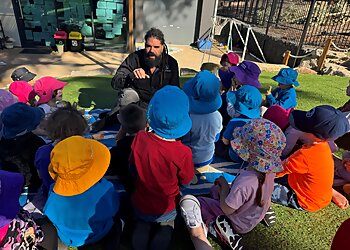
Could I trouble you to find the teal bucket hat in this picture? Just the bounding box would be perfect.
[272,68,299,87]
[147,86,192,139]
[183,70,222,114]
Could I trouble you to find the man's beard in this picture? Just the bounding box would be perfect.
[144,52,162,68]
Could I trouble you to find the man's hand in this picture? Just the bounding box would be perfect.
[133,68,150,79]
[266,86,272,96]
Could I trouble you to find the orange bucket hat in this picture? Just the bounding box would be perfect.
[49,136,111,196]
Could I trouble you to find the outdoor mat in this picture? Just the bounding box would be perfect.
[88,109,242,196]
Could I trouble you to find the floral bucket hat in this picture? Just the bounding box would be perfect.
[231,118,286,173]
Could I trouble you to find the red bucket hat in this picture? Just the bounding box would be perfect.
[34,77,67,105]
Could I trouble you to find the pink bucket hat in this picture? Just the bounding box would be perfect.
[231,118,286,173]
[34,76,67,105]
[220,52,240,66]
[9,81,36,103]
[263,105,294,131]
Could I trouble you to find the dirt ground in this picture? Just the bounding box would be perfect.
[0,44,289,88]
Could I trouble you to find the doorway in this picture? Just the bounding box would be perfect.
[11,0,127,50]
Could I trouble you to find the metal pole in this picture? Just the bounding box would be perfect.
[275,0,284,27]
[242,26,250,61]
[227,20,234,50]
[211,0,219,40]
[89,0,96,50]
[265,0,278,36]
[293,0,317,67]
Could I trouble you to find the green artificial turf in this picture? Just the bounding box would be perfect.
[62,73,350,250]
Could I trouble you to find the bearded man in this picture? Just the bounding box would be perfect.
[111,28,180,109]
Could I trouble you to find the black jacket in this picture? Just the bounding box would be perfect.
[111,49,179,105]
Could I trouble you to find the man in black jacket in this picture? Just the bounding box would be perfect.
[92,28,179,132]
[111,27,179,108]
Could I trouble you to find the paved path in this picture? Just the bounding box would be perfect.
[0,45,287,88]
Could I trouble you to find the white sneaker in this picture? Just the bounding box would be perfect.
[179,195,203,229]
[215,215,243,250]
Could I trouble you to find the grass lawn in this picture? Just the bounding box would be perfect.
[62,73,350,250]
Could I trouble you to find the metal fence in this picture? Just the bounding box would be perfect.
[217,0,350,51]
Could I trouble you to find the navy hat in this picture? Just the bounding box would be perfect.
[290,105,350,140]
[183,70,222,114]
[11,67,36,82]
[147,86,192,139]
[227,85,262,118]
[272,68,299,87]
[1,102,45,139]
[117,103,146,134]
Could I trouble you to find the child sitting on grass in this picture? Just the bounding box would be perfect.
[180,118,286,250]
[182,70,223,169]
[130,86,194,250]
[225,61,262,119]
[218,52,239,92]
[35,103,96,196]
[263,104,338,158]
[44,136,122,248]
[34,76,67,115]
[0,103,45,189]
[265,68,299,109]
[272,105,350,212]
[216,85,262,162]
[109,103,146,193]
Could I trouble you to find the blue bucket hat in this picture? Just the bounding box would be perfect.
[183,70,222,114]
[290,105,350,140]
[1,102,45,139]
[147,86,192,139]
[272,68,299,87]
[227,85,262,118]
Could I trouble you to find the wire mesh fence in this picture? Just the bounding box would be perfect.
[218,0,350,50]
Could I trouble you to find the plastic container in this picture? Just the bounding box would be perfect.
[68,31,83,52]
[54,31,68,51]
[197,39,212,51]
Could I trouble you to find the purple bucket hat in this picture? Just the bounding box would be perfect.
[0,170,24,228]
[229,61,261,88]
[0,90,18,128]
[231,118,286,173]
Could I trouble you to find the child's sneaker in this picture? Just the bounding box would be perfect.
[179,195,204,229]
[215,215,243,250]
[261,207,276,227]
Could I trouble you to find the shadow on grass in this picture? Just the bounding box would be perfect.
[78,88,116,109]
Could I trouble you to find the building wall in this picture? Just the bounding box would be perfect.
[135,0,198,45]
[198,0,215,40]
[0,0,21,47]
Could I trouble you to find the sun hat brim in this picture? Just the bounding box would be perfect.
[149,110,192,139]
[272,75,299,87]
[49,138,111,196]
[229,66,261,88]
[187,93,222,114]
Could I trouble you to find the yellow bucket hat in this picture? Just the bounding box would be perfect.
[49,136,111,196]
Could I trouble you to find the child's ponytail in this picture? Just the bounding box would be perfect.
[256,172,266,207]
